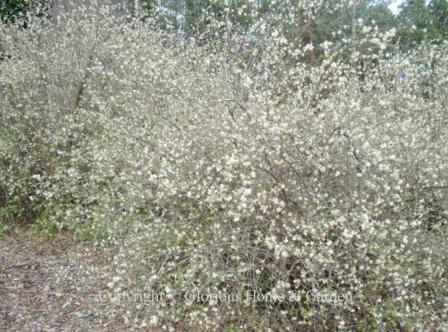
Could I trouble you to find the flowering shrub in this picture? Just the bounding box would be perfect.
[1,3,447,331]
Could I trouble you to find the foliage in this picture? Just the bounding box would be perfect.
[1,2,447,331]
[0,0,28,23]
[397,0,448,48]
[0,0,51,24]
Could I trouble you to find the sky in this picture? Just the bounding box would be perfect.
[388,0,404,15]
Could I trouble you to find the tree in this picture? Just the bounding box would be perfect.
[398,0,448,48]
[428,0,448,39]
[1,0,51,24]
[0,0,28,23]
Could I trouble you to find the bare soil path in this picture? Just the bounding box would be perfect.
[0,228,151,332]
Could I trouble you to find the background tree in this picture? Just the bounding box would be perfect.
[0,0,29,23]
[1,0,52,23]
[397,0,448,49]
[428,0,448,39]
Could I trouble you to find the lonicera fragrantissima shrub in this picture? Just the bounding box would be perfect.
[0,2,447,331]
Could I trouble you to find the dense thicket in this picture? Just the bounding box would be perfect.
[1,2,447,331]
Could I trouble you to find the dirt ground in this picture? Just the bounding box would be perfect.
[0,228,154,332]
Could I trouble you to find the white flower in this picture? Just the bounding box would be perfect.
[304,43,314,51]
[362,26,372,33]
[388,28,396,38]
